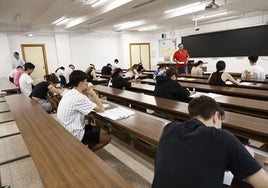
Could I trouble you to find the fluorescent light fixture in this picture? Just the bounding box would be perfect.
[65,16,87,28]
[165,2,206,18]
[91,0,108,7]
[193,12,228,21]
[26,33,34,37]
[85,0,99,4]
[105,0,132,11]
[165,2,201,14]
[138,25,158,31]
[52,16,70,26]
[113,20,144,30]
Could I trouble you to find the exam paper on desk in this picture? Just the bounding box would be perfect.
[97,107,135,120]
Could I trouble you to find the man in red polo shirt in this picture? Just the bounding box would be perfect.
[173,43,190,74]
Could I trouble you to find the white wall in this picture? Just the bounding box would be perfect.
[1,13,268,77]
[69,33,120,71]
[0,33,12,77]
[7,34,58,74]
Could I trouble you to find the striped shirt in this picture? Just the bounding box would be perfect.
[57,89,96,141]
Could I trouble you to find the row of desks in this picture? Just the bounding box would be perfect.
[93,85,268,144]
[1,94,132,188]
[128,83,268,119]
[141,78,268,101]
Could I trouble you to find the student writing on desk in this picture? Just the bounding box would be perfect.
[208,60,241,86]
[153,96,268,188]
[57,70,111,151]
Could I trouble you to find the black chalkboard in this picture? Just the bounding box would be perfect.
[182,25,268,57]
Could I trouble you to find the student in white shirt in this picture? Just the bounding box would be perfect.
[57,70,111,151]
[191,60,203,76]
[19,62,36,96]
[63,64,75,86]
[241,54,265,79]
[112,59,120,70]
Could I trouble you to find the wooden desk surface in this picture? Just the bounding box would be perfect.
[0,77,20,93]
[180,74,268,84]
[93,85,268,143]
[93,101,169,147]
[177,77,268,90]
[141,79,268,101]
[129,83,268,119]
[5,94,132,188]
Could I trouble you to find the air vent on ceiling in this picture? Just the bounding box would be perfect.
[132,0,157,9]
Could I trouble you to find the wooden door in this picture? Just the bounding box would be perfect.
[21,44,48,81]
[130,43,151,70]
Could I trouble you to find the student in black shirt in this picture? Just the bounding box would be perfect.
[101,63,112,75]
[154,68,190,101]
[153,96,268,188]
[111,68,131,89]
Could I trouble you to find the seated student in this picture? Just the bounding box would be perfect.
[63,64,75,86]
[111,68,131,89]
[137,62,145,73]
[101,63,112,75]
[57,70,111,151]
[153,95,268,188]
[13,66,24,87]
[208,60,241,86]
[55,66,66,87]
[124,64,142,79]
[112,58,120,71]
[30,73,63,113]
[153,64,168,79]
[241,54,265,79]
[8,65,23,83]
[19,62,36,96]
[191,60,203,76]
[154,68,190,101]
[85,64,99,82]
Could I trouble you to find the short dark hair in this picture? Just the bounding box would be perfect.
[44,73,59,84]
[14,52,19,56]
[114,59,119,63]
[69,70,88,87]
[188,95,225,120]
[216,60,226,72]
[16,65,23,69]
[194,60,203,67]
[112,68,122,78]
[24,62,35,71]
[107,63,112,66]
[248,54,258,63]
[178,43,183,47]
[166,68,177,78]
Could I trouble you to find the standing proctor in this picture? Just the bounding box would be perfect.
[173,43,190,74]
[13,52,25,68]
[152,95,268,188]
